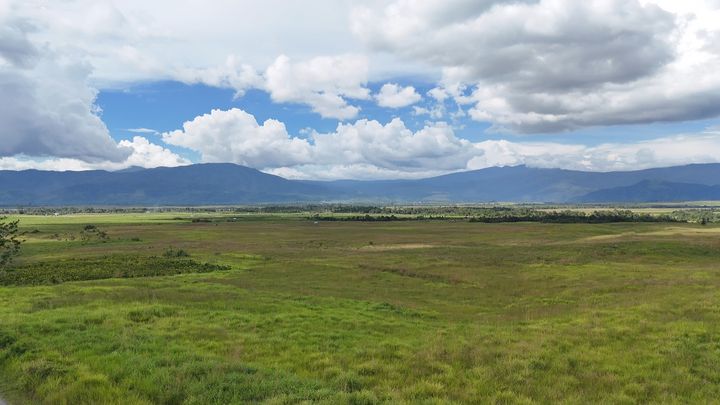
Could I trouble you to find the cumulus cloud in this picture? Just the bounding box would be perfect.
[0,16,131,162]
[264,54,370,119]
[375,83,421,108]
[178,54,371,120]
[162,108,313,167]
[0,136,189,171]
[302,129,720,179]
[159,108,720,179]
[353,0,720,132]
[468,131,720,172]
[174,55,264,98]
[311,118,475,172]
[117,136,190,168]
[160,107,477,177]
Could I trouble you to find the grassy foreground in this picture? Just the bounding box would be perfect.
[1,213,720,403]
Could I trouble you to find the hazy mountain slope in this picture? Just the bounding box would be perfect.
[318,164,720,202]
[0,164,331,205]
[2,163,720,205]
[577,180,720,203]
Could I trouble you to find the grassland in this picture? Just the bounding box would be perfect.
[1,213,720,403]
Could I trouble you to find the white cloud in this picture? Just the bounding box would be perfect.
[126,128,159,134]
[176,54,371,120]
[468,131,720,172]
[3,0,720,177]
[353,0,720,132]
[412,106,442,119]
[265,164,452,181]
[414,106,445,120]
[0,136,189,171]
[311,118,476,175]
[427,87,450,103]
[161,108,476,177]
[174,55,263,98]
[162,108,313,167]
[155,109,720,179]
[158,107,720,179]
[375,83,421,108]
[6,0,364,85]
[0,15,131,162]
[117,136,190,169]
[4,1,373,120]
[263,54,370,119]
[354,0,675,89]
[160,107,476,177]
[5,0,720,130]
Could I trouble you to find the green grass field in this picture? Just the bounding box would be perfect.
[2,213,720,404]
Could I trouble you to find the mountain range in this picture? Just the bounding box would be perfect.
[1,163,720,206]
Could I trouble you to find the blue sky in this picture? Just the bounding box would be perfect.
[98,80,720,147]
[96,80,720,171]
[2,1,720,179]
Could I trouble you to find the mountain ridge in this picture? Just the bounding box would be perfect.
[577,179,720,203]
[1,163,720,205]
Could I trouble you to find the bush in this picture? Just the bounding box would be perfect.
[163,247,190,258]
[79,224,109,243]
[1,216,23,269]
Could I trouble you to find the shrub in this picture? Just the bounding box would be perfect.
[1,216,23,269]
[163,247,190,258]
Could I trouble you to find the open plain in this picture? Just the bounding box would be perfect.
[1,213,720,403]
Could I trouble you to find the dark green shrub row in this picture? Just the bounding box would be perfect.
[308,214,450,222]
[0,255,229,286]
[308,209,687,223]
[468,209,680,223]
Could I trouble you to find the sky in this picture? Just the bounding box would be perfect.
[1,0,720,180]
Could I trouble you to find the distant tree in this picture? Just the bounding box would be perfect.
[0,217,23,268]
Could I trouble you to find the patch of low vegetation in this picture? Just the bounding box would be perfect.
[163,247,190,258]
[79,224,109,243]
[669,208,720,224]
[0,255,229,286]
[469,208,681,223]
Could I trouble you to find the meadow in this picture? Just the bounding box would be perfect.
[1,212,720,404]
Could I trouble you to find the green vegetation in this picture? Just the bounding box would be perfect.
[4,202,720,221]
[0,255,228,286]
[310,208,683,223]
[1,212,720,403]
[0,216,23,269]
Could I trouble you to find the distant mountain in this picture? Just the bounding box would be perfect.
[1,163,720,205]
[0,164,330,205]
[316,164,720,203]
[577,180,720,203]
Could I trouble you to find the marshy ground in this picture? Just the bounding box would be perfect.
[1,213,720,403]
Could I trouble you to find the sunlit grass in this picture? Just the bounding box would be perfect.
[1,217,720,403]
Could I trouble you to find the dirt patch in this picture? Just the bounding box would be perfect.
[581,233,639,242]
[357,243,436,251]
[644,226,720,237]
[577,226,720,243]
